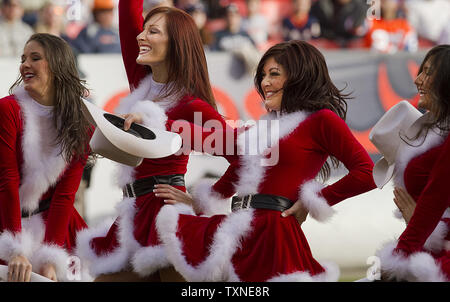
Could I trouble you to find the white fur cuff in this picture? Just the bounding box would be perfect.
[424,220,449,254]
[299,180,336,222]
[0,231,34,263]
[31,244,70,281]
[376,241,447,282]
[129,100,167,130]
[192,179,232,216]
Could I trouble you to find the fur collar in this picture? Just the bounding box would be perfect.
[14,87,67,213]
[393,128,446,189]
[234,110,310,195]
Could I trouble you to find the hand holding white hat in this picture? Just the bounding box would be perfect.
[81,99,182,167]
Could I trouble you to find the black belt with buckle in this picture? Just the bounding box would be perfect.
[123,174,185,198]
[231,194,293,212]
[21,197,51,217]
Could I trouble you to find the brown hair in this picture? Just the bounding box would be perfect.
[416,44,450,136]
[254,40,350,181]
[143,6,216,109]
[10,33,91,162]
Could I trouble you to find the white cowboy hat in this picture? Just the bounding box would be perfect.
[369,100,422,188]
[81,99,182,167]
[0,265,54,282]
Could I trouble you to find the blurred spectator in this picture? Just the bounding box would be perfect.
[212,3,260,72]
[242,0,269,50]
[185,2,214,48]
[20,0,47,27]
[311,0,368,47]
[175,0,198,10]
[144,0,174,15]
[405,0,450,44]
[365,0,418,53]
[0,0,34,57]
[282,0,320,42]
[438,21,450,44]
[34,1,65,36]
[70,0,121,53]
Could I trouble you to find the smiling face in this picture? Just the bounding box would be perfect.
[415,59,433,111]
[260,56,287,112]
[20,40,54,105]
[136,13,169,72]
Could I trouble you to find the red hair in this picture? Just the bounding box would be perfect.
[144,6,216,109]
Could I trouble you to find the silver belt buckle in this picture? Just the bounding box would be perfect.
[233,195,252,211]
[123,183,136,198]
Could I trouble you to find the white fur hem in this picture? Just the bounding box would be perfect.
[156,204,253,281]
[192,179,232,216]
[376,241,448,282]
[131,203,195,277]
[0,231,34,263]
[129,100,168,130]
[31,244,69,281]
[267,261,340,282]
[75,218,130,277]
[300,180,336,222]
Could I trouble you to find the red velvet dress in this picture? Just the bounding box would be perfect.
[156,109,377,281]
[74,0,232,277]
[377,126,450,281]
[0,88,89,281]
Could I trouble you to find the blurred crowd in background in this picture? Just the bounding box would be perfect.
[1,0,449,59]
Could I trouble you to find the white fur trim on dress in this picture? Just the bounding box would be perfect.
[376,240,448,282]
[0,230,34,263]
[128,100,168,130]
[234,111,309,195]
[300,179,336,222]
[75,197,142,277]
[14,86,67,213]
[131,203,195,277]
[31,244,69,281]
[156,205,254,281]
[191,179,232,216]
[423,209,450,253]
[393,128,445,189]
[267,261,340,282]
[115,73,180,116]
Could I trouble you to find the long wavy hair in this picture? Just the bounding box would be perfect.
[408,44,450,141]
[10,33,91,162]
[254,40,350,181]
[143,6,217,110]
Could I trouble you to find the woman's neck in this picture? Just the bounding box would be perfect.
[27,89,54,107]
[151,64,169,84]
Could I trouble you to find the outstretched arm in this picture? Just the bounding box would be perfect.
[119,0,148,89]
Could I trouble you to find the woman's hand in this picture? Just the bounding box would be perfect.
[393,187,416,224]
[281,200,309,226]
[153,184,195,207]
[119,113,143,131]
[40,263,58,281]
[8,255,32,282]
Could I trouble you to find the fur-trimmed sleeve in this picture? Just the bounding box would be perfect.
[299,110,376,222]
[190,158,240,216]
[396,135,450,255]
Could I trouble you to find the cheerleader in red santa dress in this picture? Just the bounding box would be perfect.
[0,34,92,282]
[75,4,234,281]
[151,40,377,282]
[375,45,450,282]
